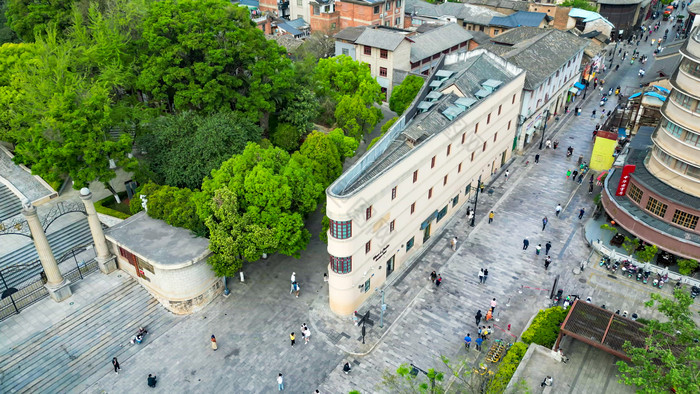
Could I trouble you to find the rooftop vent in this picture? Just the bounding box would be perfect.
[435,70,455,81]
[454,97,477,110]
[429,80,444,90]
[482,79,503,92]
[426,91,443,102]
[442,105,465,121]
[417,101,436,113]
[474,88,491,99]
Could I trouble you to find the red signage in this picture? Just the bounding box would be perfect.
[615,165,636,196]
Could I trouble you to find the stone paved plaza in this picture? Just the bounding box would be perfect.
[1,17,697,394]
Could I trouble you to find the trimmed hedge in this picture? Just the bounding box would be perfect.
[95,194,131,220]
[521,306,568,348]
[486,342,529,394]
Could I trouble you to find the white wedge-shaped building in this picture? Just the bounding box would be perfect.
[325,49,525,315]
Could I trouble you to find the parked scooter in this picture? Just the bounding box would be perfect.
[636,269,643,281]
[552,289,563,307]
[642,270,651,284]
[691,286,700,299]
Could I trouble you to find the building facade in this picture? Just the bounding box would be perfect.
[290,0,405,33]
[481,27,588,151]
[601,28,700,260]
[325,49,525,315]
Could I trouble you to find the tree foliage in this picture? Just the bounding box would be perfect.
[136,110,261,189]
[0,0,19,44]
[368,116,398,150]
[334,93,382,141]
[314,55,381,103]
[678,258,699,276]
[270,122,303,152]
[389,75,424,115]
[622,236,640,256]
[520,306,568,348]
[5,0,75,42]
[2,6,137,188]
[130,182,207,236]
[634,244,658,264]
[617,290,700,393]
[487,342,529,394]
[136,0,294,121]
[560,0,597,12]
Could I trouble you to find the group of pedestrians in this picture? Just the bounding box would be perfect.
[110,358,157,388]
[290,323,311,347]
[477,268,489,284]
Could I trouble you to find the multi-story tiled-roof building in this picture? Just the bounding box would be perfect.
[325,49,525,315]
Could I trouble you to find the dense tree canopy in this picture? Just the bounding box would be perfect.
[5,0,74,42]
[136,111,261,190]
[135,0,294,122]
[314,55,382,104]
[617,290,699,393]
[560,0,597,11]
[390,75,424,115]
[130,182,207,236]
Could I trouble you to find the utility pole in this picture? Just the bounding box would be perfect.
[470,174,482,227]
[376,289,386,328]
[538,109,550,150]
[410,364,436,394]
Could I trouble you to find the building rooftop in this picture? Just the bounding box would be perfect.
[409,23,473,63]
[463,0,529,12]
[355,28,407,51]
[482,27,589,90]
[0,146,56,218]
[105,211,211,268]
[489,11,547,28]
[405,0,506,26]
[569,8,615,29]
[329,49,522,196]
[596,0,643,4]
[334,26,367,42]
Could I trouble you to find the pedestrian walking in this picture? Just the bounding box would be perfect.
[591,110,596,118]
[536,244,542,255]
[435,274,442,288]
[485,308,493,321]
[290,332,296,346]
[278,373,285,391]
[464,333,472,349]
[589,183,594,194]
[541,376,553,387]
[504,170,509,181]
[577,173,584,184]
[112,357,121,374]
[430,270,437,283]
[451,236,458,251]
[303,327,311,344]
[290,272,296,293]
[566,169,571,179]
[475,310,482,326]
[147,374,157,388]
[483,269,489,283]
[544,256,551,270]
[211,334,218,351]
[488,211,495,224]
[478,268,484,284]
[545,241,552,255]
[293,281,300,298]
[301,323,307,338]
[555,204,562,216]
[542,216,548,231]
[535,154,540,164]
[572,170,578,181]
[480,183,485,193]
[523,238,530,250]
[475,336,483,351]
[490,298,497,311]
[579,208,585,219]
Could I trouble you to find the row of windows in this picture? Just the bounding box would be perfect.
[410,41,469,69]
[671,89,700,114]
[653,146,700,180]
[629,184,699,230]
[373,0,402,14]
[680,58,700,78]
[660,118,700,147]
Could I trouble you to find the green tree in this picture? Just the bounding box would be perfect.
[617,290,700,393]
[5,7,137,190]
[277,86,319,132]
[334,94,383,141]
[298,130,343,187]
[0,0,19,44]
[368,116,398,150]
[136,0,294,122]
[389,75,424,115]
[292,31,334,60]
[327,127,358,161]
[521,306,568,348]
[634,244,658,264]
[270,122,303,152]
[130,182,207,236]
[5,0,75,42]
[136,111,261,189]
[678,258,699,276]
[622,236,640,256]
[380,363,446,393]
[314,55,382,103]
[560,0,598,12]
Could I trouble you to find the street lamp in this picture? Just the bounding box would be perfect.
[538,109,550,150]
[410,363,436,394]
[376,289,386,328]
[470,174,482,227]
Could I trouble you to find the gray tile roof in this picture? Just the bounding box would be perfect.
[406,0,505,25]
[336,50,521,194]
[462,0,529,12]
[355,29,407,51]
[641,53,681,84]
[410,23,473,63]
[489,11,547,28]
[482,27,589,90]
[334,26,367,42]
[596,0,643,4]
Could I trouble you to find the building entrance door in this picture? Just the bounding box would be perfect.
[386,255,395,278]
[423,224,431,242]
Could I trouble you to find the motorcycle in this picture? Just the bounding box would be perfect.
[691,286,699,299]
[627,264,637,279]
[636,270,643,281]
[566,146,573,157]
[599,257,608,267]
[643,270,650,284]
[552,289,563,307]
[611,261,620,274]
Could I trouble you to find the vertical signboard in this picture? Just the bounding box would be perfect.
[615,165,636,196]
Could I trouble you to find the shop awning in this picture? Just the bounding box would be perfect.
[574,82,586,90]
[568,87,579,94]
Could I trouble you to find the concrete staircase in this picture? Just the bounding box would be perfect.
[0,183,22,223]
[0,278,181,393]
